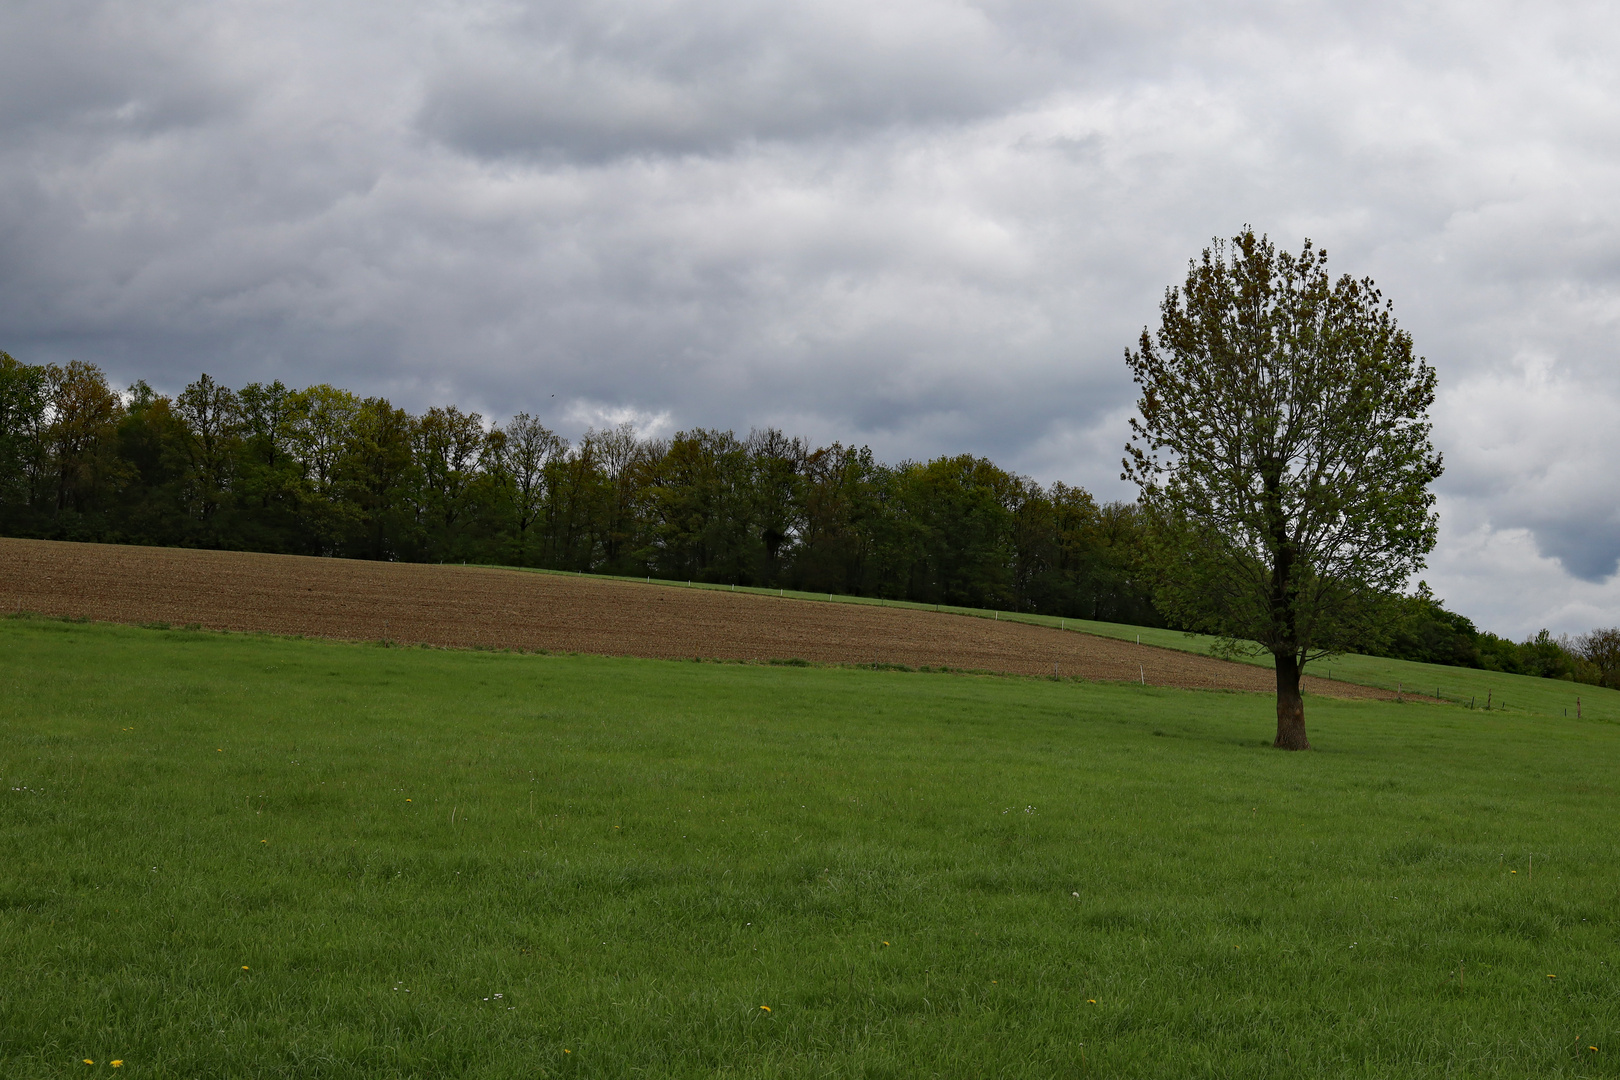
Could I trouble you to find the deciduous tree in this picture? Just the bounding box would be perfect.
[175,373,244,523]
[0,352,48,515]
[46,361,128,515]
[412,405,486,540]
[491,412,567,563]
[1572,627,1620,689]
[1124,230,1443,749]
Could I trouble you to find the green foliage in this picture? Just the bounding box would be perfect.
[1124,230,1443,666]
[0,352,48,510]
[1370,585,1600,684]
[0,354,1160,622]
[6,618,1620,1076]
[1570,628,1620,689]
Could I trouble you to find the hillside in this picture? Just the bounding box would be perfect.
[2,536,1396,700]
[553,569,1619,722]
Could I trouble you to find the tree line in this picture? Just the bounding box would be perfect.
[2,350,1614,690]
[1387,588,1619,688]
[0,354,1160,624]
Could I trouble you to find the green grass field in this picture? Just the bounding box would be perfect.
[499,566,1617,721]
[4,616,1620,1077]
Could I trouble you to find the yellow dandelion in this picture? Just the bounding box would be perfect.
[1547,974,1556,979]
[564,1049,571,1054]
[112,1062,124,1068]
[882,941,890,946]
[260,839,267,844]
[1088,999,1097,1004]
[1591,1046,1600,1052]
[83,1060,94,1065]
[406,798,412,802]
[242,965,250,971]
[760,1005,771,1012]
[1511,870,1517,874]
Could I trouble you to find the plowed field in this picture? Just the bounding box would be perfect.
[0,537,1396,699]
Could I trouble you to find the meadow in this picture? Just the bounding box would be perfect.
[3,615,1619,1077]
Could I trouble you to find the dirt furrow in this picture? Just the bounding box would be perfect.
[0,537,1396,700]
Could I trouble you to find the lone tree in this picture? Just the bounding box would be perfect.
[1123,230,1443,749]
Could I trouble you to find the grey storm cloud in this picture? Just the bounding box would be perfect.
[416,0,1055,160]
[2,0,1620,635]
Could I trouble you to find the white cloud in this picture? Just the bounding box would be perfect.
[1433,353,1620,591]
[563,400,674,440]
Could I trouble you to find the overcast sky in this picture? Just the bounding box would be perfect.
[3,0,1618,637]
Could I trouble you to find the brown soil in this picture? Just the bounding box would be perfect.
[0,537,1399,700]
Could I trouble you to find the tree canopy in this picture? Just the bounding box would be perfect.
[0,353,1157,624]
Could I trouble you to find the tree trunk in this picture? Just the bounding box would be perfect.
[1273,652,1309,750]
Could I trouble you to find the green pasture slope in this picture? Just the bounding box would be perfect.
[5,617,1620,1078]
[503,566,1611,720]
